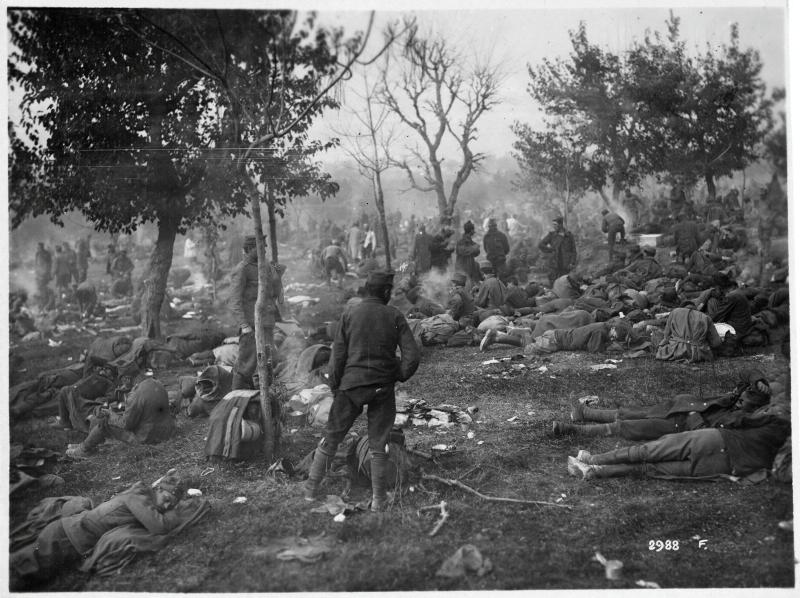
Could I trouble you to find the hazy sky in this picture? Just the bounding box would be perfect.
[4,1,788,163]
[316,2,786,161]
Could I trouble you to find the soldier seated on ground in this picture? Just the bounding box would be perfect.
[66,363,175,459]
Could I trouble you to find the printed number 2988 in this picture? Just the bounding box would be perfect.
[649,540,679,551]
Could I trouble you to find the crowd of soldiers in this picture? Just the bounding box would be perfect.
[32,237,135,314]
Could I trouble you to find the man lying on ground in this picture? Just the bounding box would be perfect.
[10,469,206,590]
[552,369,778,439]
[567,409,790,481]
[480,314,631,355]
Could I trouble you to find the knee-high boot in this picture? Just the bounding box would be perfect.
[303,444,334,501]
[592,463,643,478]
[369,450,389,512]
[585,444,648,465]
[553,422,619,436]
[571,403,618,422]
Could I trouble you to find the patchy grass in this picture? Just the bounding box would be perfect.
[8,263,793,591]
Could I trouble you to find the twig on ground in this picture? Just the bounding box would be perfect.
[458,464,481,480]
[407,448,433,460]
[417,500,449,536]
[422,474,571,509]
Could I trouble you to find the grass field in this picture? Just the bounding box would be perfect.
[9,331,794,591]
[7,244,794,591]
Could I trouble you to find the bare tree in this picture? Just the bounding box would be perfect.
[380,32,501,224]
[334,65,400,270]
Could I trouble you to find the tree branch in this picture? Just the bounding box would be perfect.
[422,474,572,508]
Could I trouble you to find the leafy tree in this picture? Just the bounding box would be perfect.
[120,9,403,461]
[8,8,250,339]
[523,22,656,204]
[380,31,501,224]
[763,88,786,177]
[517,15,773,204]
[512,122,604,227]
[657,21,773,199]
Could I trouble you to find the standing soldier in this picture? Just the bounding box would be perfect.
[303,270,420,511]
[622,189,645,229]
[63,242,79,284]
[229,235,284,390]
[109,249,135,296]
[411,223,433,276]
[348,221,362,262]
[362,223,377,259]
[482,218,510,281]
[455,220,482,287]
[538,216,577,285]
[53,245,72,305]
[76,236,92,283]
[34,242,53,310]
[320,239,348,288]
[600,209,626,263]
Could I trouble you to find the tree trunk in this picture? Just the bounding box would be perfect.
[140,214,178,339]
[373,170,392,270]
[597,188,611,208]
[705,171,716,202]
[250,189,278,463]
[266,186,280,263]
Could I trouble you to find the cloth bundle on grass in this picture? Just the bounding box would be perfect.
[276,344,331,394]
[186,365,233,418]
[9,364,84,420]
[204,390,264,461]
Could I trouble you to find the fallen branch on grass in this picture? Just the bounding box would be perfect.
[417,500,449,536]
[422,474,571,509]
[407,448,433,460]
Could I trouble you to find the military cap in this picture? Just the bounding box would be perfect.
[451,272,467,285]
[367,270,395,286]
[479,259,493,271]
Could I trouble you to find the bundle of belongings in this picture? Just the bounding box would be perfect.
[176,365,233,418]
[393,397,474,429]
[163,325,227,368]
[204,390,265,461]
[10,363,85,420]
[275,344,332,394]
[285,384,334,428]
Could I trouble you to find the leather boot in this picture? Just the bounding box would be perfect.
[592,463,643,478]
[369,450,389,512]
[553,421,618,437]
[586,444,648,465]
[303,445,333,501]
[572,405,617,423]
